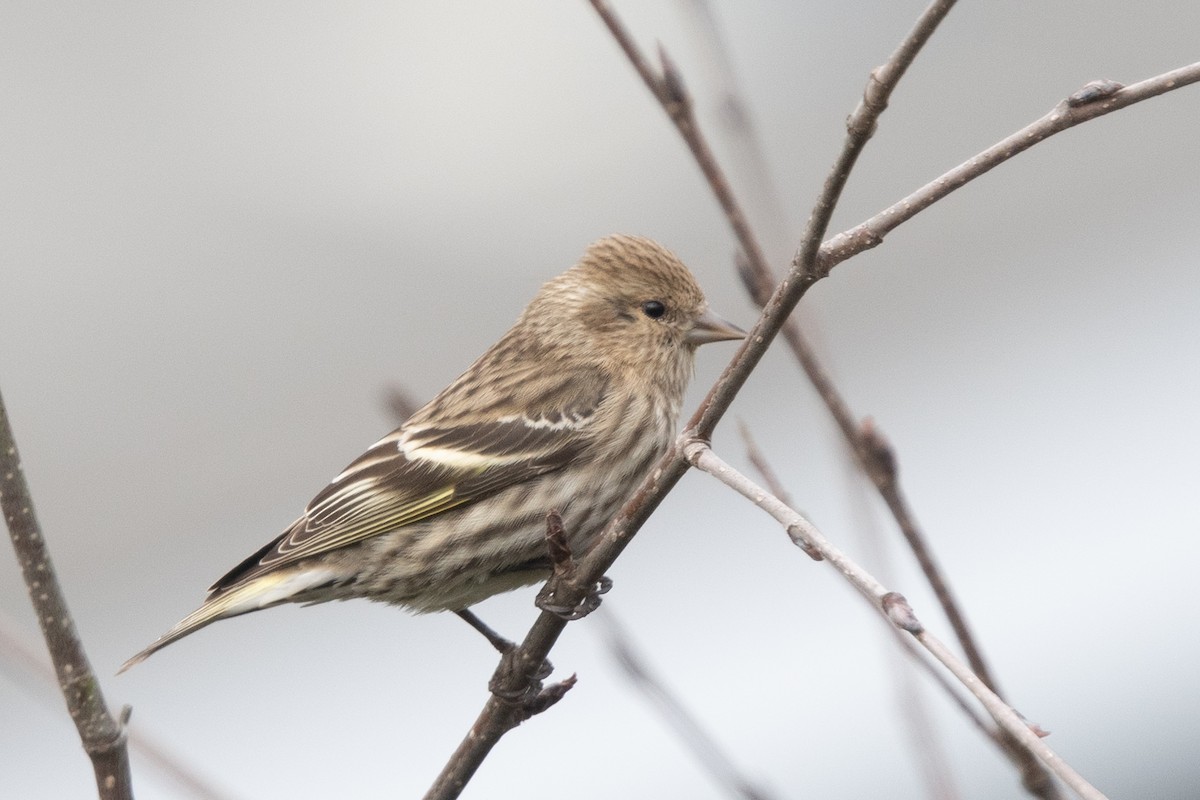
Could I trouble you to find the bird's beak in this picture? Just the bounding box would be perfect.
[686,309,746,346]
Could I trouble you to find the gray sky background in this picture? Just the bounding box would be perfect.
[3,2,1199,798]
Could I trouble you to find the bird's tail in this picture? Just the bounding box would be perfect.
[118,566,338,673]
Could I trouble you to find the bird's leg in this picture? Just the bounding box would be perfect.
[534,510,613,620]
[456,609,516,655]
[457,608,554,704]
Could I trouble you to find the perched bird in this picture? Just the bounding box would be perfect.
[121,235,743,671]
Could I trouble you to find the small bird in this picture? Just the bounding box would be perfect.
[122,235,743,671]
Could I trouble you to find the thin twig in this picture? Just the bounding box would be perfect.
[0,390,134,800]
[743,251,999,688]
[681,0,961,443]
[734,60,1200,800]
[817,64,1200,273]
[628,0,994,715]
[738,427,994,740]
[739,252,1020,744]
[781,66,1200,795]
[857,420,1001,687]
[683,441,1106,800]
[589,0,773,301]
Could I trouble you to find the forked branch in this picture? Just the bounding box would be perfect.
[424,6,1200,799]
[424,3,960,797]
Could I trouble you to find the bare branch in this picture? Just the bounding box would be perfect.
[740,242,1010,693]
[424,4,959,796]
[683,441,1106,800]
[589,0,772,281]
[425,5,1200,797]
[737,427,996,738]
[610,0,1002,722]
[877,614,1000,746]
[792,0,960,283]
[818,62,1200,273]
[647,0,1000,713]
[734,51,1200,800]
[687,0,959,442]
[0,390,134,800]
[698,34,1198,800]
[598,0,1015,783]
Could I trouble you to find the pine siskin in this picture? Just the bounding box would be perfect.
[122,235,743,671]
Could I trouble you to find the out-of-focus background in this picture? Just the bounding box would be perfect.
[3,2,1199,798]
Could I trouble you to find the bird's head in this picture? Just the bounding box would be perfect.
[525,235,744,372]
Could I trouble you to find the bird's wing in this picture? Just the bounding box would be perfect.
[208,370,609,596]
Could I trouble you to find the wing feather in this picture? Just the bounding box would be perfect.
[208,367,609,596]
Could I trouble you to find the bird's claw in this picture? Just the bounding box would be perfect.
[488,646,559,713]
[535,574,612,620]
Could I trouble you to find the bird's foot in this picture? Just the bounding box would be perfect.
[535,574,612,620]
[488,646,569,718]
[535,509,613,620]
[458,609,553,681]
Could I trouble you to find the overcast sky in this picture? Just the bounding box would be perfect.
[3,2,1200,799]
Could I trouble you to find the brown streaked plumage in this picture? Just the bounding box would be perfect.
[121,235,743,672]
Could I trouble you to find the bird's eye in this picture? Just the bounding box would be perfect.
[641,300,666,319]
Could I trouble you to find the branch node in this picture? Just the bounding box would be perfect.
[487,653,573,723]
[488,647,552,705]
[524,674,578,718]
[845,111,877,139]
[882,591,924,634]
[785,523,823,561]
[1066,79,1124,107]
[681,437,708,467]
[797,260,821,285]
[857,417,898,487]
[86,716,130,757]
[861,65,891,114]
[656,42,689,113]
